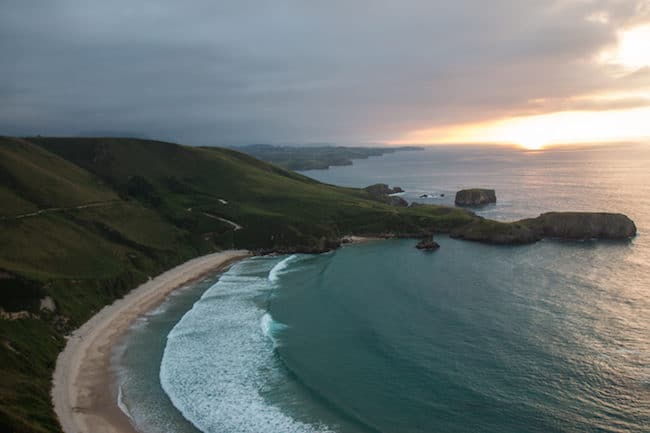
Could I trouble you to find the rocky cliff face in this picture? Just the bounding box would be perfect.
[450,219,542,244]
[364,183,408,207]
[450,212,636,244]
[364,183,404,196]
[454,189,497,206]
[532,212,637,240]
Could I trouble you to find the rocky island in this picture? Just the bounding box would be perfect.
[450,212,637,244]
[455,188,497,206]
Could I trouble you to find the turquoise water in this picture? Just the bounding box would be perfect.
[116,144,650,432]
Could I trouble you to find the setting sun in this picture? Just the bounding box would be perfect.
[518,138,546,151]
[391,106,650,149]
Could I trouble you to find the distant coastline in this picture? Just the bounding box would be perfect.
[228,144,423,171]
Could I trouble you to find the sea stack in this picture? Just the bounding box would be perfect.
[455,189,497,206]
[416,238,440,251]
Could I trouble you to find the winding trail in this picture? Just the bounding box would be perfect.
[2,201,244,232]
[185,207,244,231]
[0,200,120,221]
[200,212,243,231]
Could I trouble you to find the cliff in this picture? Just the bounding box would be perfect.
[451,212,637,244]
[532,212,637,240]
[364,183,408,207]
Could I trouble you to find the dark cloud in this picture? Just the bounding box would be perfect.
[1,0,648,145]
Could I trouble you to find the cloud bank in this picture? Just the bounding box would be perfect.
[1,0,649,145]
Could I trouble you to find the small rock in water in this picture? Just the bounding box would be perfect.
[416,238,440,251]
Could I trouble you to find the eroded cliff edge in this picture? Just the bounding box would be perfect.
[450,212,637,244]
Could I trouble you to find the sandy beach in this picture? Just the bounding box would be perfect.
[52,250,250,433]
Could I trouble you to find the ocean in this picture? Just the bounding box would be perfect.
[114,143,650,433]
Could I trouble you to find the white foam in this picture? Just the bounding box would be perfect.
[268,254,298,284]
[260,312,274,339]
[160,257,333,433]
[116,383,136,426]
[260,312,288,348]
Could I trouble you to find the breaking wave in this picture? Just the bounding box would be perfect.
[160,257,333,433]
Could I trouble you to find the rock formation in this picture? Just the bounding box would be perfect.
[454,189,496,206]
[532,212,637,240]
[450,220,541,244]
[364,183,408,207]
[364,183,404,196]
[388,196,408,207]
[416,238,440,251]
[450,212,636,244]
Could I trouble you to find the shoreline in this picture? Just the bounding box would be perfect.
[51,250,251,433]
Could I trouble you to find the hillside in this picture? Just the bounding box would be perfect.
[0,136,473,433]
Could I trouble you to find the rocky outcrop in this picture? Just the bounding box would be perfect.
[39,296,56,312]
[531,212,637,240]
[416,238,440,251]
[455,189,496,206]
[364,183,407,207]
[364,183,404,196]
[451,212,636,244]
[254,238,343,255]
[450,219,541,244]
[388,196,408,207]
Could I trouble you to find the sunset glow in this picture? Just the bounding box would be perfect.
[391,106,650,149]
[389,21,650,150]
[600,23,650,70]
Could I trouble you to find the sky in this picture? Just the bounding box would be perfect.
[1,0,649,148]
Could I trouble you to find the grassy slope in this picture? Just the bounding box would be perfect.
[33,137,474,250]
[0,137,475,433]
[0,138,220,432]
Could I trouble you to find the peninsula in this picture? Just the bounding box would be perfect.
[231,144,423,171]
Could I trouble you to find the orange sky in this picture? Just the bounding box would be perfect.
[390,23,650,150]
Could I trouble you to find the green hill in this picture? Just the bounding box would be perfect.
[0,136,474,433]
